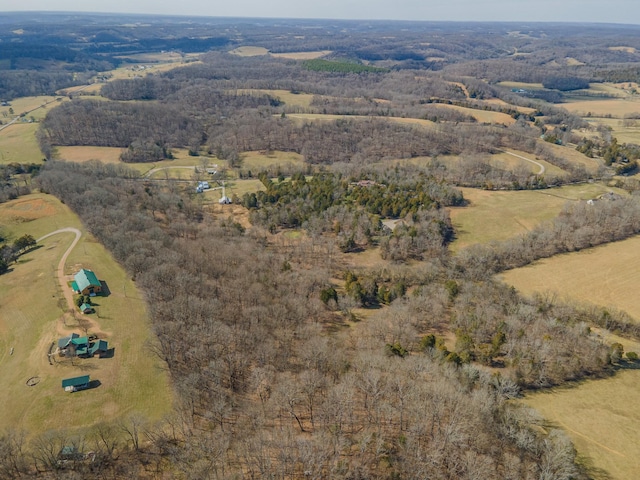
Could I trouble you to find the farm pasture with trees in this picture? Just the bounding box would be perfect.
[4,12,640,479]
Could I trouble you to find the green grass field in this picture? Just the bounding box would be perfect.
[450,183,627,251]
[241,150,305,171]
[0,123,42,164]
[0,194,173,437]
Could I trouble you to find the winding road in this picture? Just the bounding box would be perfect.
[37,228,82,312]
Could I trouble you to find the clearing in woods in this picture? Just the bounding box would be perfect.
[521,330,640,480]
[270,50,332,60]
[236,88,316,109]
[0,123,42,164]
[450,183,627,251]
[499,234,640,322]
[0,193,172,436]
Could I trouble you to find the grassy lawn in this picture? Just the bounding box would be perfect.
[0,193,173,437]
[450,183,627,251]
[0,123,42,164]
[499,235,640,323]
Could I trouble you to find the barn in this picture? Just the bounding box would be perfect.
[72,269,102,295]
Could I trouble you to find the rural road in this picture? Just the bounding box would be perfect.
[37,228,82,312]
[501,150,546,175]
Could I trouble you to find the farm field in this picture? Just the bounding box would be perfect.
[229,46,269,56]
[237,88,316,108]
[499,235,640,322]
[450,183,627,251]
[562,98,640,118]
[523,359,640,480]
[285,113,436,128]
[585,117,640,145]
[56,146,124,164]
[270,50,331,60]
[0,123,42,164]
[432,103,516,125]
[1,95,63,120]
[241,150,305,170]
[0,193,173,436]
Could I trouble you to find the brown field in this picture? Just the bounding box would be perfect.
[542,142,602,173]
[562,98,640,118]
[523,365,640,480]
[285,113,436,128]
[228,46,269,57]
[585,117,640,145]
[0,123,42,164]
[481,98,537,114]
[56,146,124,164]
[432,104,516,125]
[241,150,305,171]
[113,52,200,63]
[0,194,173,437]
[499,235,640,322]
[270,50,332,60]
[450,183,627,251]
[609,46,637,54]
[237,88,316,108]
[497,81,545,90]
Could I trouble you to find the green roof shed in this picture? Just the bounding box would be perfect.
[61,375,90,389]
[73,269,101,295]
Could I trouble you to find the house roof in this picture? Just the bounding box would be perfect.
[89,340,108,355]
[71,336,89,346]
[61,375,90,388]
[74,269,100,292]
[58,333,80,349]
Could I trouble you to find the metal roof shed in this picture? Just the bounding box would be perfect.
[61,375,90,392]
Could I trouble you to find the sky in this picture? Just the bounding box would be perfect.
[1,0,640,25]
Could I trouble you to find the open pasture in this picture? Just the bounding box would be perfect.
[241,150,305,171]
[450,183,626,251]
[0,123,42,164]
[523,332,640,480]
[2,95,63,119]
[432,103,516,125]
[499,234,640,322]
[285,113,436,128]
[236,88,316,109]
[586,117,640,145]
[562,98,640,118]
[56,146,124,164]
[270,50,332,60]
[229,46,269,56]
[0,194,172,436]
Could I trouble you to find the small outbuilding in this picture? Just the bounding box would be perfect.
[80,303,93,314]
[72,269,102,296]
[62,375,90,392]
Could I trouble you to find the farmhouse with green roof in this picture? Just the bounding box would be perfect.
[72,268,102,295]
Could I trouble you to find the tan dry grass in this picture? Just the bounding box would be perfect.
[499,234,640,323]
[0,194,173,437]
[237,89,316,109]
[0,123,42,164]
[523,360,640,480]
[270,50,332,60]
[228,46,269,57]
[609,46,637,54]
[562,98,640,118]
[586,117,640,145]
[56,146,124,164]
[241,150,305,171]
[450,183,626,251]
[285,113,436,128]
[433,104,516,125]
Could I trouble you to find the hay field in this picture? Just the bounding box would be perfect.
[497,81,545,90]
[270,50,331,60]
[586,117,640,145]
[499,235,640,322]
[541,143,602,173]
[2,95,62,119]
[0,123,42,164]
[229,46,269,56]
[0,194,173,436]
[523,333,640,480]
[285,113,436,128]
[562,98,640,118]
[241,150,305,171]
[432,104,516,125]
[237,89,316,109]
[56,146,124,164]
[450,183,626,251]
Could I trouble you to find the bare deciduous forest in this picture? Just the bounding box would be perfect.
[3,12,640,479]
